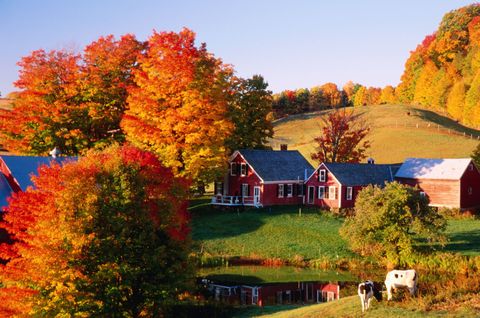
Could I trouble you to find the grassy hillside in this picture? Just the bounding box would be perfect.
[232,295,480,318]
[271,104,480,165]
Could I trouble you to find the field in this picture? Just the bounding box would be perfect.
[231,295,480,318]
[271,104,480,165]
[191,204,354,261]
[190,202,480,261]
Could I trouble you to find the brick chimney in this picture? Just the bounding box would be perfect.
[280,144,288,151]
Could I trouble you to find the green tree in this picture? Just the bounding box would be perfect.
[471,142,480,167]
[226,75,274,150]
[340,182,446,266]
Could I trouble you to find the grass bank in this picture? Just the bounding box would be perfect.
[190,204,354,265]
[231,295,480,318]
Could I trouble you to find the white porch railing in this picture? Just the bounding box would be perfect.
[211,195,262,207]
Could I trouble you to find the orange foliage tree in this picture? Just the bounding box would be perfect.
[121,28,233,187]
[311,110,370,163]
[0,145,191,317]
[0,35,143,155]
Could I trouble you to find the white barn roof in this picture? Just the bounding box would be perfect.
[395,158,473,180]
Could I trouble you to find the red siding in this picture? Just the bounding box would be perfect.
[305,164,341,208]
[227,153,262,199]
[460,163,480,209]
[396,177,460,208]
[227,153,304,206]
[255,282,339,306]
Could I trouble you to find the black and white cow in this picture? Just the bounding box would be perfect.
[358,280,382,312]
[385,269,418,301]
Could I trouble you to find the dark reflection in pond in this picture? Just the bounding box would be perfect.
[198,265,359,306]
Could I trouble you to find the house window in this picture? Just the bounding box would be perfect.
[329,186,336,200]
[420,191,426,198]
[286,184,293,197]
[468,187,473,195]
[318,186,325,199]
[278,184,284,198]
[346,187,353,200]
[241,163,247,176]
[242,183,249,197]
[230,162,237,176]
[470,163,474,171]
[319,169,326,182]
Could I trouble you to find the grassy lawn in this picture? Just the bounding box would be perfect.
[190,204,354,261]
[271,104,479,165]
[231,295,480,318]
[443,218,480,256]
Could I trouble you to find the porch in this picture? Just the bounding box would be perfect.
[211,195,262,208]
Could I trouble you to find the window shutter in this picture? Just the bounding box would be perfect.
[246,164,249,175]
[335,187,338,199]
[277,184,280,197]
[325,186,329,199]
[293,184,297,196]
[237,163,241,175]
[248,185,251,196]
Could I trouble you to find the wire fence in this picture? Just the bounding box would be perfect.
[392,121,480,140]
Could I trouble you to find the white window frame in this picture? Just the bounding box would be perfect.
[319,169,326,182]
[420,191,426,198]
[329,186,336,200]
[318,186,325,199]
[278,184,284,198]
[240,163,247,176]
[242,183,249,197]
[286,184,293,197]
[230,162,237,176]
[346,187,353,200]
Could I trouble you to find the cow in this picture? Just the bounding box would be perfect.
[385,269,418,301]
[358,280,382,312]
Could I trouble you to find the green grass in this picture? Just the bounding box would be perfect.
[271,104,479,165]
[190,205,353,261]
[231,295,480,318]
[443,218,480,256]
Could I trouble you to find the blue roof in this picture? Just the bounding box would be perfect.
[323,163,400,186]
[239,150,314,182]
[1,156,75,191]
[0,173,13,209]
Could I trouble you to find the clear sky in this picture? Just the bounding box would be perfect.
[0,0,476,95]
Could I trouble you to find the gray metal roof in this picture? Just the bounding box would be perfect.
[1,155,76,191]
[395,158,472,180]
[323,163,400,186]
[238,150,314,182]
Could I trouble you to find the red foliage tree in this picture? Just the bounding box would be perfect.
[0,145,191,316]
[311,110,370,163]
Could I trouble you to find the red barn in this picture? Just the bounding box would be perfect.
[395,158,480,210]
[211,149,314,207]
[305,162,398,209]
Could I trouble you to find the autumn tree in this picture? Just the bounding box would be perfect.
[380,85,396,104]
[0,145,191,317]
[226,75,274,150]
[121,28,233,187]
[0,35,143,155]
[311,109,370,163]
[340,182,447,266]
[471,142,480,167]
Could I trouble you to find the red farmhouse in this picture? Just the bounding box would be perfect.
[211,149,314,207]
[305,162,398,209]
[395,158,480,210]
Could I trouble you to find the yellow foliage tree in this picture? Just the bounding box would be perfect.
[446,80,466,121]
[121,28,233,187]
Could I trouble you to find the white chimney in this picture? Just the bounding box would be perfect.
[49,147,61,158]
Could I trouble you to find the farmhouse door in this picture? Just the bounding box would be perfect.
[307,186,315,204]
[254,186,261,205]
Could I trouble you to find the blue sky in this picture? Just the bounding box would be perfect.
[0,0,476,95]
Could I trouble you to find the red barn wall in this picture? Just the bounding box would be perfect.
[396,177,460,208]
[227,153,262,198]
[262,183,304,206]
[305,166,341,208]
[460,164,480,209]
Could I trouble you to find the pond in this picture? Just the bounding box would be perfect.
[198,265,361,306]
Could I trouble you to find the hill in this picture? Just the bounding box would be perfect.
[270,104,479,165]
